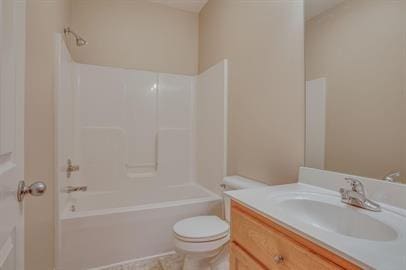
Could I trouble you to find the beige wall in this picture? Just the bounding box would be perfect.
[70,0,198,75]
[305,0,405,181]
[25,0,71,270]
[24,1,305,269]
[199,0,305,185]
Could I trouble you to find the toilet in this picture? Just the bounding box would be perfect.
[173,176,268,270]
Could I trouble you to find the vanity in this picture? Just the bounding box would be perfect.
[226,168,406,270]
[230,201,360,270]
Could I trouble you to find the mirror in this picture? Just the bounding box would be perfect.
[304,0,406,183]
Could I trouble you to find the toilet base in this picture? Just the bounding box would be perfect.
[209,245,229,270]
[181,244,229,270]
[183,255,211,270]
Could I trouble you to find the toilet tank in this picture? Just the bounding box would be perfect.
[222,176,268,222]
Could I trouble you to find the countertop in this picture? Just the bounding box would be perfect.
[226,183,406,270]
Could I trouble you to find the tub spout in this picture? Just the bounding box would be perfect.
[64,186,87,193]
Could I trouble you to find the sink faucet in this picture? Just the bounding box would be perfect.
[64,186,87,193]
[339,177,381,212]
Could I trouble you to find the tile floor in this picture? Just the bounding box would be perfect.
[100,253,184,270]
[98,252,229,270]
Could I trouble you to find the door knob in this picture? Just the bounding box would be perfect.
[17,181,47,202]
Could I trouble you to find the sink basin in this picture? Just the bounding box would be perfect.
[277,198,398,242]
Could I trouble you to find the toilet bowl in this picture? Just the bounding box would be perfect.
[174,215,229,270]
[173,176,267,270]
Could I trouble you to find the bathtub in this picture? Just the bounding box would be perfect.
[57,183,221,270]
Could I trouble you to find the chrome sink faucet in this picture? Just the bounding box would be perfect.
[339,177,381,212]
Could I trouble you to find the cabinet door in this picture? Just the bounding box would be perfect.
[232,206,345,270]
[230,242,267,270]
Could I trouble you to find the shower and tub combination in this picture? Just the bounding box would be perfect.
[54,33,228,269]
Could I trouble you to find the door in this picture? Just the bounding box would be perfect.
[0,0,26,269]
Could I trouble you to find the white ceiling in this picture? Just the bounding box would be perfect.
[149,0,208,13]
[305,0,346,20]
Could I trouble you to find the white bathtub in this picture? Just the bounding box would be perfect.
[58,183,221,270]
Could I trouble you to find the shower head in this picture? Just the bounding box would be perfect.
[75,37,88,47]
[64,27,88,47]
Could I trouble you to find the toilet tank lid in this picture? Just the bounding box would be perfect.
[223,175,268,189]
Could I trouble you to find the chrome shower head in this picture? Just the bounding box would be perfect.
[75,37,88,47]
[64,27,88,47]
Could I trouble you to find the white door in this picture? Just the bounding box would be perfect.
[0,0,34,269]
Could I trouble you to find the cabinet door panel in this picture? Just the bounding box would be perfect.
[230,243,267,270]
[232,206,343,270]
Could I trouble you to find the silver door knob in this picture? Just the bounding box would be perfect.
[17,180,47,202]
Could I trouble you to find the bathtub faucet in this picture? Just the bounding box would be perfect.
[67,159,80,178]
[64,186,87,193]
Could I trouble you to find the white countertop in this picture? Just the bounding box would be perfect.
[226,183,406,270]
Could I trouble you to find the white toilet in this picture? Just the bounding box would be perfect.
[173,176,267,270]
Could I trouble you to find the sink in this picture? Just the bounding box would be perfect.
[277,198,398,242]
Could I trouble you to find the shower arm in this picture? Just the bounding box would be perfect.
[64,27,79,39]
[64,27,87,46]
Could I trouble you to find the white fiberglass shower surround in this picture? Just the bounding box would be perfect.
[54,35,228,270]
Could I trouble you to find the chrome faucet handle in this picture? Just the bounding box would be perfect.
[67,159,80,178]
[345,177,365,195]
[383,171,400,182]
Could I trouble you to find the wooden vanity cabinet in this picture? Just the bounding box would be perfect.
[230,242,267,270]
[230,201,362,270]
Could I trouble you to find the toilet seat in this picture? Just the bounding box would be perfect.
[173,216,229,243]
